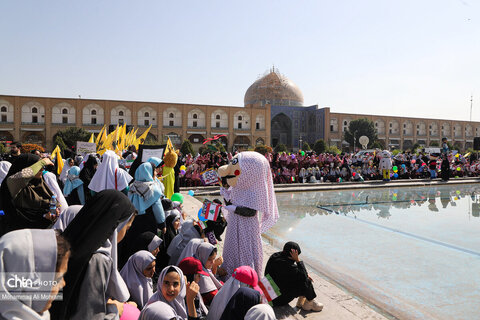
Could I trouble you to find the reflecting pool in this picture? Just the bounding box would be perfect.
[267,184,480,320]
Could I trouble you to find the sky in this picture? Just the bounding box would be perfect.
[1,1,479,121]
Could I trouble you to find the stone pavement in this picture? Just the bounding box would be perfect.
[182,195,393,320]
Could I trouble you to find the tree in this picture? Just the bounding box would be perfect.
[254,144,273,155]
[0,143,7,155]
[302,141,311,151]
[215,142,226,153]
[344,118,378,151]
[274,143,287,153]
[21,144,45,154]
[54,136,68,152]
[313,139,327,154]
[180,139,194,155]
[325,145,341,155]
[429,141,439,147]
[372,140,384,150]
[53,127,91,151]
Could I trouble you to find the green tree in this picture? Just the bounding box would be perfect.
[429,141,439,147]
[274,143,287,153]
[54,136,67,152]
[344,118,378,151]
[215,142,226,153]
[0,143,7,155]
[180,139,194,155]
[313,139,327,154]
[372,140,384,149]
[302,141,311,151]
[326,145,341,155]
[53,127,91,150]
[254,144,273,155]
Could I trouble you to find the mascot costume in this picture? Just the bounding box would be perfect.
[162,139,178,199]
[378,150,393,181]
[217,151,279,278]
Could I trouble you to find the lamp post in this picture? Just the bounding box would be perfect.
[353,131,357,153]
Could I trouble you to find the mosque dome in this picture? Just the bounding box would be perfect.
[244,68,304,106]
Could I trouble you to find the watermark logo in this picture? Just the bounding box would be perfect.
[1,272,63,301]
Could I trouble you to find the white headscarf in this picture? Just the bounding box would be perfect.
[195,242,222,294]
[167,220,201,265]
[120,250,155,309]
[88,150,132,192]
[228,152,279,233]
[52,205,82,231]
[207,275,249,320]
[147,265,187,319]
[0,161,12,185]
[95,215,132,302]
[139,301,181,320]
[43,171,69,214]
[0,229,58,320]
[59,158,73,183]
[244,304,276,320]
[176,238,204,266]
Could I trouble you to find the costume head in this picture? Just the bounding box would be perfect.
[217,151,279,233]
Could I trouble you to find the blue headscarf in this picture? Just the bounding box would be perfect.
[63,166,83,196]
[147,157,163,168]
[129,162,164,216]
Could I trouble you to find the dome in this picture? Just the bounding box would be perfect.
[244,68,304,106]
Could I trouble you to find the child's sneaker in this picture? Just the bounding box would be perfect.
[302,299,324,312]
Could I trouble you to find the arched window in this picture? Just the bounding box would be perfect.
[144,112,149,117]
[62,108,68,114]
[91,110,96,115]
[238,116,242,121]
[119,111,124,116]
[1,107,7,112]
[216,114,220,120]
[32,107,38,114]
[169,113,174,118]
[193,114,198,119]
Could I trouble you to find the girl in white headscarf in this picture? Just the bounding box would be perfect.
[0,229,71,320]
[120,250,156,309]
[139,301,181,320]
[244,304,276,320]
[167,220,203,265]
[0,161,11,185]
[195,242,223,305]
[88,150,133,194]
[51,205,82,231]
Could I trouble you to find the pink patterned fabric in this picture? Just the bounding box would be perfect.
[221,151,279,278]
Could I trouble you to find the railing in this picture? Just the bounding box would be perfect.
[187,126,206,129]
[163,125,183,128]
[234,128,251,131]
[138,124,158,128]
[82,123,105,126]
[21,122,44,125]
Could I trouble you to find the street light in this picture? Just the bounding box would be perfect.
[353,131,357,153]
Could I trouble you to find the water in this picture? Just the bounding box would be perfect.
[267,184,480,320]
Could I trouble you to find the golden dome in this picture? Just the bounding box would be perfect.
[244,68,304,106]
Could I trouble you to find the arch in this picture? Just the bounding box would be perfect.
[138,106,157,127]
[416,121,426,136]
[271,113,292,148]
[52,102,75,124]
[375,119,385,135]
[83,104,104,125]
[402,120,413,136]
[21,102,45,124]
[453,124,462,138]
[441,123,450,138]
[187,109,205,128]
[22,132,44,145]
[0,131,14,143]
[111,105,132,125]
[163,107,182,127]
[255,114,265,130]
[188,134,205,144]
[211,109,228,129]
[0,99,14,123]
[234,111,250,130]
[256,137,265,145]
[465,124,473,137]
[342,118,352,132]
[330,118,338,132]
[233,135,250,146]
[429,122,439,136]
[389,120,399,134]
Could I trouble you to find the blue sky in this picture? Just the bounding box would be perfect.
[1,1,479,121]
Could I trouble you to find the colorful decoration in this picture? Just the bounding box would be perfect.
[201,168,219,185]
[200,200,222,221]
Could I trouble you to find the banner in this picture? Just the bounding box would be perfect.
[76,141,96,156]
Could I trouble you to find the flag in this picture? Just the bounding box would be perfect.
[201,201,221,221]
[88,133,95,143]
[118,123,127,151]
[197,220,207,231]
[51,145,64,175]
[258,274,281,304]
[201,169,219,185]
[96,125,106,145]
[135,125,152,149]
